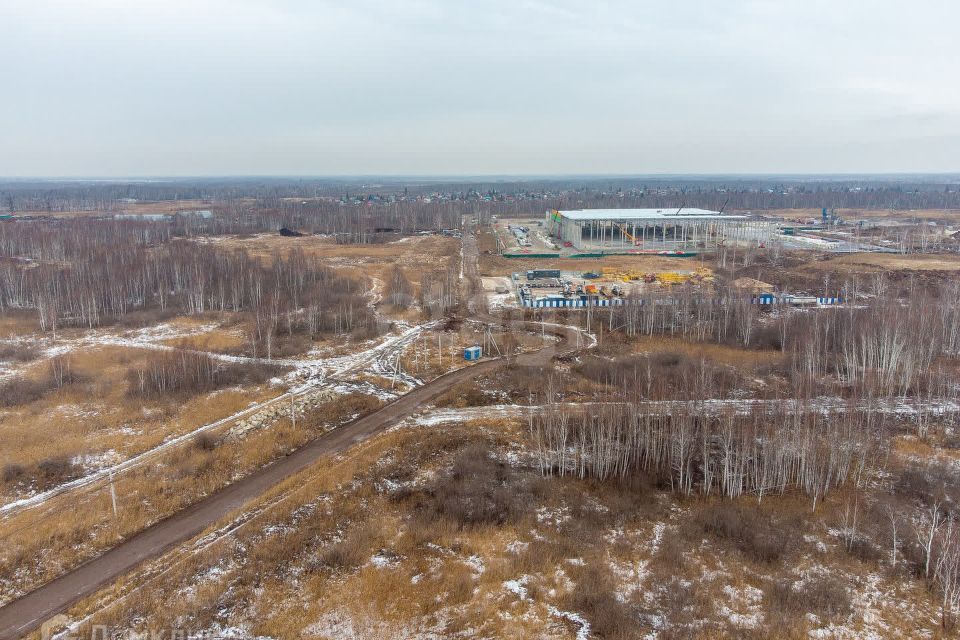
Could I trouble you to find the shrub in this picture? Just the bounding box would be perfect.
[418,443,531,528]
[0,376,53,407]
[127,352,281,399]
[574,352,738,400]
[2,463,25,484]
[316,526,376,572]
[895,463,960,506]
[0,342,40,363]
[650,535,686,573]
[564,563,637,639]
[434,382,498,408]
[764,574,851,622]
[48,355,85,388]
[689,502,800,564]
[36,456,82,488]
[193,432,219,451]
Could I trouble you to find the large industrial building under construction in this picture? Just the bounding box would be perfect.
[545,208,772,251]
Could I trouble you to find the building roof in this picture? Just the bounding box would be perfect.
[555,208,746,221]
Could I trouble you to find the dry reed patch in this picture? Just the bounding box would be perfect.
[627,335,785,369]
[891,435,960,473]
[0,346,141,467]
[893,434,939,460]
[0,344,280,475]
[158,320,250,353]
[0,311,39,338]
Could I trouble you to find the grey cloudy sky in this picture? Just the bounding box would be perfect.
[1,0,958,176]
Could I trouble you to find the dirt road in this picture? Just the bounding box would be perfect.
[0,222,581,640]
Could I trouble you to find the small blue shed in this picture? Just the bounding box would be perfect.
[464,345,482,361]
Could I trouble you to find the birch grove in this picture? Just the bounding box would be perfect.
[528,402,877,507]
[0,230,378,339]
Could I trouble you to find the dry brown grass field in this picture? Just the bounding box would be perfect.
[760,208,960,222]
[804,252,960,273]
[208,233,457,280]
[0,344,277,471]
[0,390,382,607]
[625,335,786,369]
[0,313,40,339]
[53,417,948,640]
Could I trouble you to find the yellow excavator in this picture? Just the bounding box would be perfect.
[616,222,637,244]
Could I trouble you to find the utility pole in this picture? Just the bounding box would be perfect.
[391,350,402,388]
[108,469,118,522]
[485,326,502,357]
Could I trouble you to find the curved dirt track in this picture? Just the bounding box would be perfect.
[0,223,580,639]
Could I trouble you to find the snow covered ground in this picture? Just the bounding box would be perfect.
[402,396,960,430]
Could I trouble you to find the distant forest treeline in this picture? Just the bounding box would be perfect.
[2,176,960,214]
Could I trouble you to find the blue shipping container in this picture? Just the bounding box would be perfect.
[464,346,482,360]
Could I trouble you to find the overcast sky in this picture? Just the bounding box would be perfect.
[1,0,958,176]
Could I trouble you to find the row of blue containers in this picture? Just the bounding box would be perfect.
[522,295,843,309]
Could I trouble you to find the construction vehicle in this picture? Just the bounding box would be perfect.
[616,222,637,244]
[692,267,713,282]
[584,283,598,294]
[656,272,690,285]
[611,270,645,282]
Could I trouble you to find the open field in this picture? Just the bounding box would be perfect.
[204,233,457,274]
[8,199,225,218]
[803,252,960,272]
[760,208,960,222]
[0,343,279,472]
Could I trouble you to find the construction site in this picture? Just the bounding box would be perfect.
[481,266,846,310]
[546,208,773,253]
[509,266,714,308]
